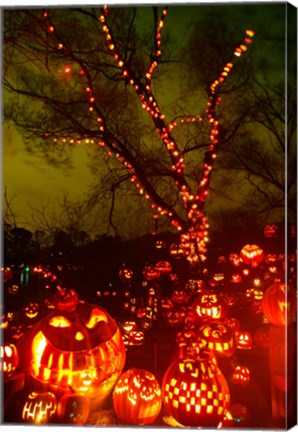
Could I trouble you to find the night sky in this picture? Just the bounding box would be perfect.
[2,0,294,238]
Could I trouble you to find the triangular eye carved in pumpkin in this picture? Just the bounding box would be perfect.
[85,308,108,329]
[49,316,72,327]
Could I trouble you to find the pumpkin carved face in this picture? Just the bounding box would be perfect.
[236,331,253,350]
[119,266,133,282]
[22,391,57,424]
[162,349,230,427]
[143,266,160,280]
[0,343,19,377]
[163,310,184,327]
[155,260,172,274]
[231,366,250,385]
[193,292,227,322]
[17,302,126,405]
[240,244,264,267]
[197,322,236,358]
[113,368,162,425]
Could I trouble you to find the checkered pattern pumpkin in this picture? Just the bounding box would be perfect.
[162,349,230,427]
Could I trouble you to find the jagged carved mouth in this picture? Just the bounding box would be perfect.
[196,305,221,319]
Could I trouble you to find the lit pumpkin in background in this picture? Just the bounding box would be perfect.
[229,253,241,266]
[262,283,296,327]
[113,368,162,425]
[185,279,205,296]
[236,330,253,350]
[197,321,236,358]
[143,265,161,281]
[171,289,190,305]
[119,266,133,283]
[0,343,19,377]
[162,348,230,427]
[231,365,250,385]
[155,239,166,249]
[224,317,240,333]
[57,392,90,425]
[163,309,184,327]
[193,291,228,322]
[240,244,264,267]
[52,287,79,312]
[254,326,270,348]
[264,224,278,238]
[17,291,126,409]
[169,242,185,258]
[155,260,172,275]
[230,273,242,283]
[22,391,57,424]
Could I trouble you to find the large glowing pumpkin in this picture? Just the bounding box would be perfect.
[162,349,230,427]
[262,283,296,327]
[113,368,162,425]
[197,321,236,358]
[17,292,126,408]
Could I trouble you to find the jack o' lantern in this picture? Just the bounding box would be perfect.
[193,291,228,322]
[236,331,253,350]
[229,253,241,266]
[113,368,162,425]
[22,391,57,424]
[254,326,270,348]
[231,274,242,283]
[171,289,190,305]
[265,253,278,264]
[57,392,90,425]
[8,284,19,295]
[128,331,145,346]
[262,283,296,327]
[264,224,278,238]
[162,349,230,427]
[155,239,166,249]
[161,297,174,312]
[119,266,133,282]
[0,343,19,377]
[231,365,250,385]
[163,309,184,327]
[143,265,160,281]
[17,294,126,408]
[155,260,172,275]
[185,279,205,296]
[240,244,264,267]
[197,322,236,358]
[170,242,185,258]
[52,287,79,312]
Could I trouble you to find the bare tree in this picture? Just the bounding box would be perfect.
[3,6,264,265]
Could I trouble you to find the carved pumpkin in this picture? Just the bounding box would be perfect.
[17,297,126,408]
[170,242,186,258]
[162,349,230,427]
[0,343,19,377]
[155,239,166,249]
[240,244,264,267]
[254,326,270,348]
[231,273,242,283]
[143,265,160,280]
[163,309,184,327]
[8,284,19,295]
[171,289,190,305]
[113,368,162,425]
[57,392,90,425]
[264,224,278,238]
[119,266,133,282]
[3,266,13,282]
[52,287,79,312]
[161,297,174,312]
[236,331,253,350]
[155,260,172,274]
[197,321,236,358]
[231,365,250,385]
[229,253,241,266]
[127,330,145,346]
[22,391,57,424]
[185,279,205,296]
[193,291,228,322]
[262,283,296,327]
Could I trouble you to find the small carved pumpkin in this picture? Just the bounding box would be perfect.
[119,266,133,282]
[155,260,172,274]
[52,287,79,312]
[163,309,184,327]
[236,331,253,350]
[0,343,19,377]
[22,391,57,424]
[240,244,264,267]
[143,265,160,281]
[113,368,162,425]
[264,224,278,238]
[193,291,228,322]
[231,365,250,385]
